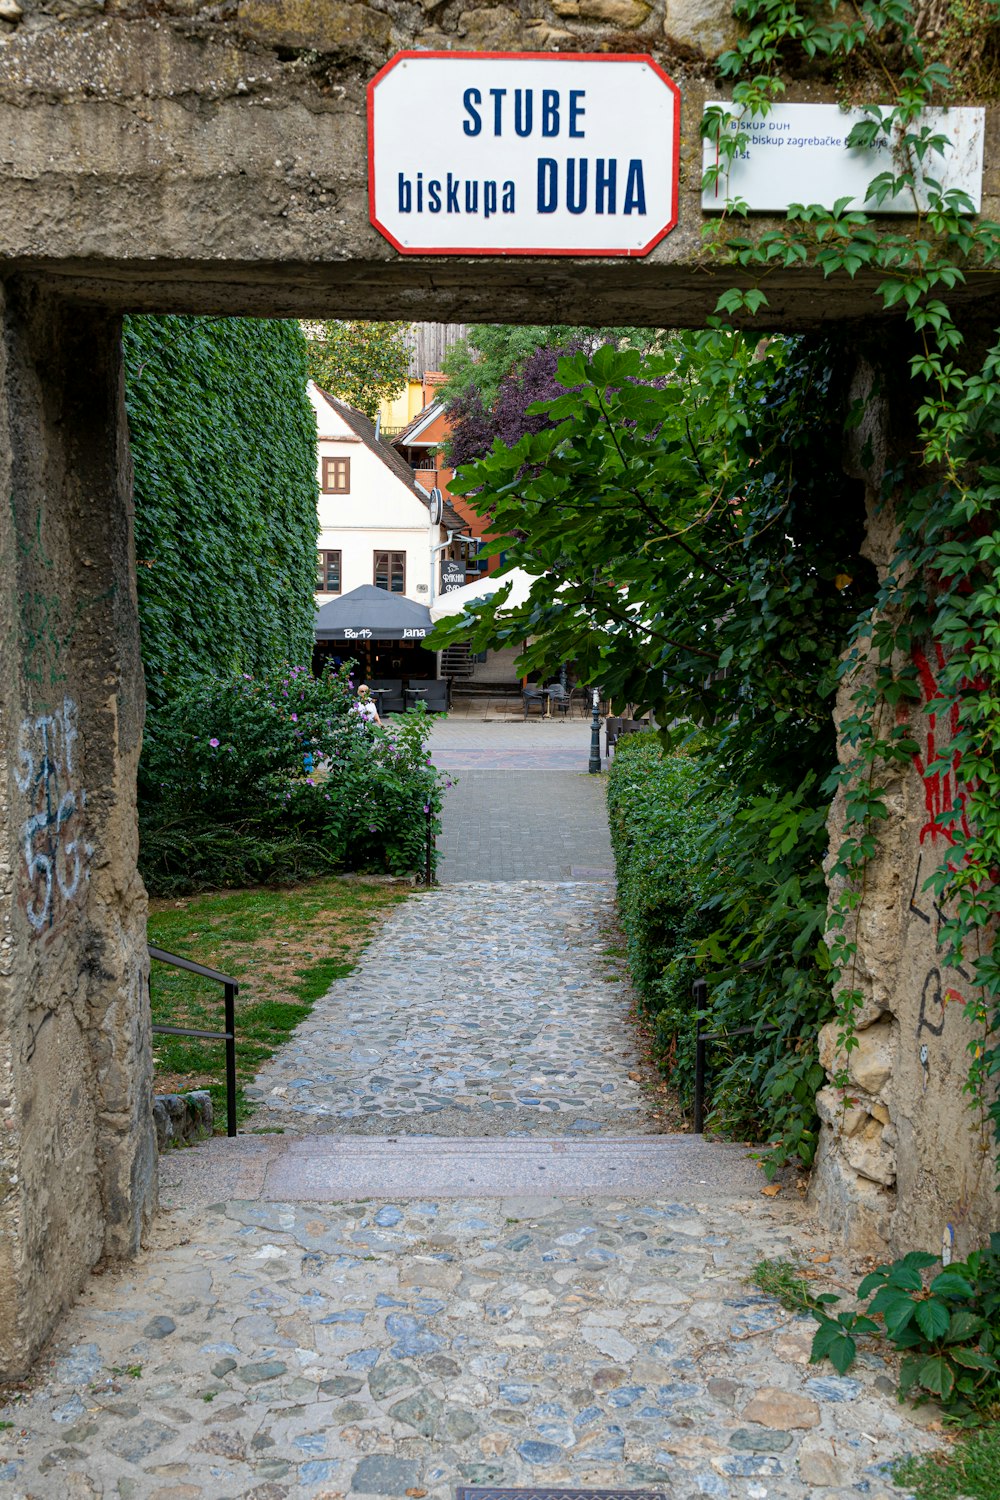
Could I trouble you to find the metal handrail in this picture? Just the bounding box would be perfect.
[149,944,238,1137]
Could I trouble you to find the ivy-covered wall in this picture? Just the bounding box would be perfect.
[124,316,318,703]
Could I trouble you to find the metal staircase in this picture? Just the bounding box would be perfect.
[441,642,474,679]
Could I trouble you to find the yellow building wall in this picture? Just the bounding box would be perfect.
[379,377,424,433]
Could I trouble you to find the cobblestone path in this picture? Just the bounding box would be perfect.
[246,883,646,1136]
[0,1197,933,1498]
[0,720,937,1497]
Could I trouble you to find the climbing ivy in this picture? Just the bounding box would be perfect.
[700,1,1000,1164]
[124,316,319,704]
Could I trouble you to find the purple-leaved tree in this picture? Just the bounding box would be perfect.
[446,341,585,468]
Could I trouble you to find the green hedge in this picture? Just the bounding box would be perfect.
[124,316,319,704]
[607,734,831,1160]
[607,736,719,1096]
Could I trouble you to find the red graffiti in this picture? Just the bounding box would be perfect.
[909,644,971,846]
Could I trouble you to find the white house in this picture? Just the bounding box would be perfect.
[310,381,466,608]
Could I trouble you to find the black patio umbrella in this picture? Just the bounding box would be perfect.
[314,583,433,642]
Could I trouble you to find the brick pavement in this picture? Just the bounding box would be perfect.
[429,717,613,882]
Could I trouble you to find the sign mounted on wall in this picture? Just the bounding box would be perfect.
[440,559,465,593]
[368,52,681,257]
[702,103,985,214]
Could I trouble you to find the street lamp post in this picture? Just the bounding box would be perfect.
[588,688,602,774]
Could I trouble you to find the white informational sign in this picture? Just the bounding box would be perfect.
[702,102,985,214]
[368,52,681,257]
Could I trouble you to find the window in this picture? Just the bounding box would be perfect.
[373,551,405,594]
[317,550,341,593]
[321,456,350,493]
[467,541,490,574]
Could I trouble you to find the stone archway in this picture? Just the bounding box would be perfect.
[0,2,998,1377]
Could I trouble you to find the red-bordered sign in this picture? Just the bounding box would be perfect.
[367,51,681,258]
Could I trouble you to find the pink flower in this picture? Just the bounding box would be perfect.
[291,713,298,722]
[209,737,220,748]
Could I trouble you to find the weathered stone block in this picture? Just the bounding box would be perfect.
[818,1017,894,1098]
[152,1091,214,1152]
[553,0,653,25]
[664,0,741,57]
[797,1435,850,1487]
[843,1118,896,1187]
[237,0,392,55]
[741,1388,820,1430]
[848,1018,894,1095]
[457,7,521,48]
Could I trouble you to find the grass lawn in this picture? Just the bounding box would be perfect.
[147,875,409,1128]
[893,1425,1000,1499]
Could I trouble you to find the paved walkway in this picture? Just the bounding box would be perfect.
[429,714,601,773]
[0,718,936,1498]
[430,717,613,882]
[0,1195,930,1498]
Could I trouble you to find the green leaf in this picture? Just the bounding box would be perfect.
[929,1270,975,1299]
[917,1354,955,1401]
[944,1310,985,1344]
[950,1347,996,1371]
[828,1332,858,1375]
[914,1298,951,1342]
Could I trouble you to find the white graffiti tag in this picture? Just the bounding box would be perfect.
[14,697,91,934]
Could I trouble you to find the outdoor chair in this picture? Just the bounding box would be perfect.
[522,687,545,719]
[419,680,449,713]
[605,715,623,755]
[545,683,571,717]
[370,678,404,714]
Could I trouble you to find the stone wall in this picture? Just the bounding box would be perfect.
[0,2,995,325]
[0,283,155,1378]
[810,353,999,1258]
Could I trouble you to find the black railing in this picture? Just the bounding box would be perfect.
[692,968,781,1134]
[149,945,238,1138]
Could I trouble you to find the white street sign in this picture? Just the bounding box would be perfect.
[702,102,985,214]
[368,52,681,257]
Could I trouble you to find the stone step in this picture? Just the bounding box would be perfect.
[159,1132,765,1208]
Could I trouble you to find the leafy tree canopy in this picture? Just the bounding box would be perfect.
[439,323,663,465]
[430,332,877,1166]
[303,320,411,419]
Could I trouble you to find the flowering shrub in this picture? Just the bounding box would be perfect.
[139,663,447,892]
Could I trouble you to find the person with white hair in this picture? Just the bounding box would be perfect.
[352,683,382,725]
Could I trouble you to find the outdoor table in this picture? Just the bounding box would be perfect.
[405,687,430,711]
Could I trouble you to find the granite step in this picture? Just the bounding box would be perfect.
[159,1131,764,1207]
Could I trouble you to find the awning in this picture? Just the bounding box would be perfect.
[314,584,433,642]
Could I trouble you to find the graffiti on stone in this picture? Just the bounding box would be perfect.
[917,966,966,1040]
[14,698,92,936]
[910,643,971,847]
[21,1009,55,1064]
[905,645,977,1039]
